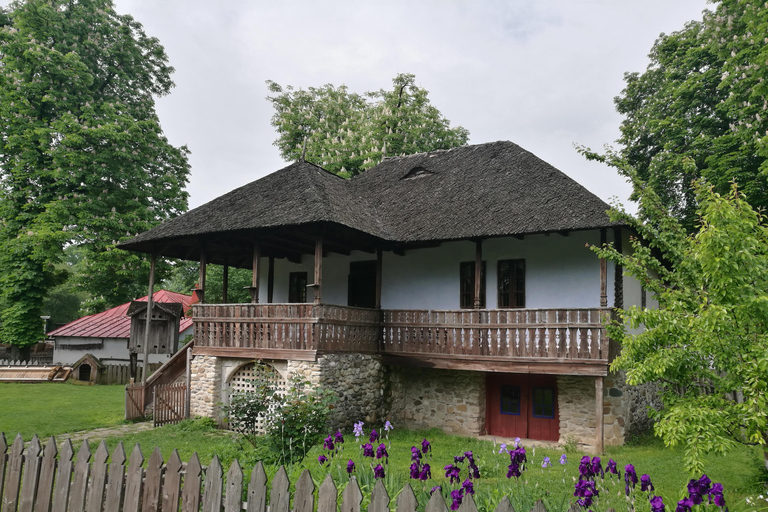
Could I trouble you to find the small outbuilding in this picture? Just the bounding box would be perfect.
[71,353,105,383]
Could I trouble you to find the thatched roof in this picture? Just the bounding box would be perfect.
[120,141,617,266]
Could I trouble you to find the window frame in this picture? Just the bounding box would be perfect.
[497,259,525,308]
[499,385,521,416]
[531,386,555,419]
[288,271,308,303]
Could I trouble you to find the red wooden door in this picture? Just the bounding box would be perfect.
[485,373,559,442]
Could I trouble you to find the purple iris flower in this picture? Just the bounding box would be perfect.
[450,489,463,511]
[362,443,374,458]
[421,439,431,454]
[676,498,694,512]
[606,459,618,476]
[430,486,441,495]
[462,479,475,495]
[641,474,654,492]
[506,462,521,479]
[510,446,526,465]
[650,496,665,512]
[353,421,364,439]
[513,437,521,447]
[323,436,335,451]
[498,443,508,454]
[373,464,385,479]
[419,463,431,481]
[376,443,388,460]
[541,456,552,468]
[578,456,594,479]
[559,454,567,465]
[470,463,480,479]
[444,464,461,484]
[334,430,344,444]
[346,460,355,474]
[624,464,638,496]
[464,451,475,463]
[318,455,328,466]
[709,483,725,507]
[384,421,393,432]
[573,479,598,508]
[590,457,604,478]
[410,462,421,479]
[411,446,422,462]
[454,455,465,464]
[369,429,379,443]
[688,475,712,505]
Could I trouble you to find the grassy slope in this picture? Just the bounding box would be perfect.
[0,382,125,440]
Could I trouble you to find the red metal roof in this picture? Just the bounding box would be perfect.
[48,290,194,339]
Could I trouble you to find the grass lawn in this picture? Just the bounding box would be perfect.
[97,420,768,512]
[0,382,125,440]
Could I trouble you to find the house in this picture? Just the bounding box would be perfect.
[119,141,658,450]
[49,289,194,366]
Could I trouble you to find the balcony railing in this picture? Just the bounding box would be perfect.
[192,304,613,369]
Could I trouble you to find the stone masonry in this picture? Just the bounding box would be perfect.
[388,367,485,436]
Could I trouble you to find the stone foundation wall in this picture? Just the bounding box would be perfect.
[316,353,387,429]
[558,373,661,449]
[190,355,221,418]
[557,375,597,448]
[388,367,485,436]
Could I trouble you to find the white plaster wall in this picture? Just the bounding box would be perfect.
[249,229,618,310]
[53,337,174,365]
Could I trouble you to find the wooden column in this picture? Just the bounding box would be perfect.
[184,346,192,419]
[595,376,604,454]
[197,248,207,304]
[474,240,483,309]
[375,249,383,309]
[222,264,229,303]
[313,238,323,304]
[267,256,275,303]
[613,226,623,309]
[141,253,157,387]
[599,228,607,307]
[247,243,260,303]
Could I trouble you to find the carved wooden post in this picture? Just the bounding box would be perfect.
[474,240,483,309]
[267,256,275,303]
[196,247,207,304]
[141,252,156,387]
[596,376,604,455]
[312,238,323,304]
[248,242,260,303]
[613,226,623,309]
[222,264,229,303]
[375,249,383,309]
[599,228,607,307]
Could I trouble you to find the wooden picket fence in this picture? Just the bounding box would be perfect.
[0,433,579,512]
[152,382,188,427]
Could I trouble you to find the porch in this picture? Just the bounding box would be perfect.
[191,304,615,376]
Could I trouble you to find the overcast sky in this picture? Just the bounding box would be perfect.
[113,0,711,211]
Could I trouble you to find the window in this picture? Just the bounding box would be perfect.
[498,259,525,308]
[288,272,307,303]
[500,385,521,415]
[460,261,486,309]
[532,387,555,418]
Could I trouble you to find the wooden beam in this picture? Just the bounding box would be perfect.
[222,263,229,303]
[375,249,383,309]
[512,234,525,240]
[267,256,275,303]
[474,240,483,309]
[312,238,323,304]
[600,228,607,307]
[596,376,604,454]
[381,353,609,376]
[141,253,157,387]
[192,347,317,361]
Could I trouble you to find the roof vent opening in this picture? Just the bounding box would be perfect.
[401,166,434,180]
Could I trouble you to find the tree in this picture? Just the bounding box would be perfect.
[0,0,190,346]
[267,73,469,177]
[592,1,768,231]
[593,181,768,473]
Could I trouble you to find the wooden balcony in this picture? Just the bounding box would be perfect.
[192,304,615,375]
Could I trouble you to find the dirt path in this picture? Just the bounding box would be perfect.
[57,421,155,446]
